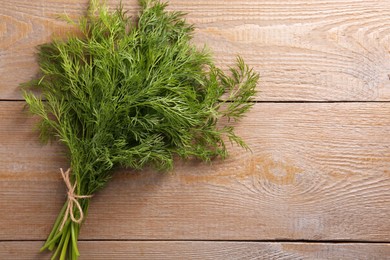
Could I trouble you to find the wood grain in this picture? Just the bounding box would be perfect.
[1,1,390,257]
[1,0,390,101]
[1,102,389,241]
[1,241,389,260]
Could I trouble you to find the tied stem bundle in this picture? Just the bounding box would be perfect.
[59,168,92,231]
[23,0,259,259]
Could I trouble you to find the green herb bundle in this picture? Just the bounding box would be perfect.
[23,0,258,259]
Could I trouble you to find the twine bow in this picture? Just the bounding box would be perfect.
[59,168,93,231]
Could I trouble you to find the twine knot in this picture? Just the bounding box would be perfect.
[59,168,93,231]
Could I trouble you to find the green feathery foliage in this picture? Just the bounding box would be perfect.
[23,0,258,259]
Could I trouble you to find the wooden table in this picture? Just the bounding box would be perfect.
[1,0,389,259]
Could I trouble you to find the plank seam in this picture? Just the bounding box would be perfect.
[2,99,390,103]
[1,239,389,244]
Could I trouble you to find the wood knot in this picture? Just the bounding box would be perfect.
[249,156,302,185]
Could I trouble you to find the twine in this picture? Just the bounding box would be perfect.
[59,168,93,231]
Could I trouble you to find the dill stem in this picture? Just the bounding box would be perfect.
[42,199,89,259]
[50,222,68,260]
[60,228,71,260]
[41,201,67,252]
[71,221,80,257]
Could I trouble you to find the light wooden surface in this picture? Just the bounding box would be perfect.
[1,102,390,241]
[1,242,390,259]
[1,0,389,259]
[1,0,390,101]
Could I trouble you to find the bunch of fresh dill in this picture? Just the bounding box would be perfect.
[23,0,258,259]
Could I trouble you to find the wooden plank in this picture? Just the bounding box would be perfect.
[1,102,389,241]
[1,241,389,259]
[1,0,390,101]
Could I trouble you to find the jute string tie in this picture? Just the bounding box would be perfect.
[59,168,93,231]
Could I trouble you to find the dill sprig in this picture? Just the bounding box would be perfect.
[23,0,258,259]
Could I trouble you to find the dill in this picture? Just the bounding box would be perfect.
[23,0,259,259]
